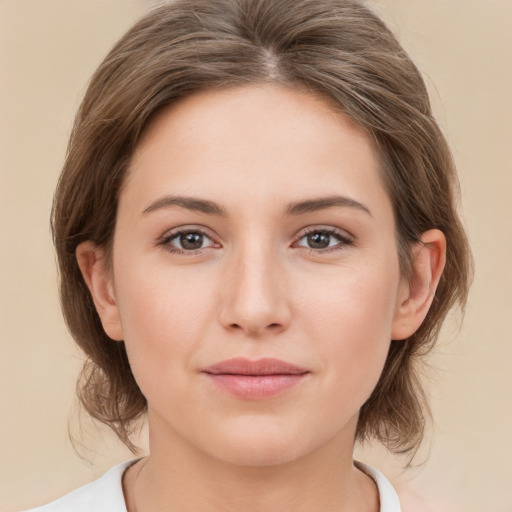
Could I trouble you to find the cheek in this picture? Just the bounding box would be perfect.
[111,259,217,390]
[297,259,400,393]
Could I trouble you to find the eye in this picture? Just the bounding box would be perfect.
[294,228,353,252]
[160,228,218,254]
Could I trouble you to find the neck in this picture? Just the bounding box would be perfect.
[123,416,379,512]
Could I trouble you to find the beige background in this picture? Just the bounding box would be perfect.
[0,1,511,511]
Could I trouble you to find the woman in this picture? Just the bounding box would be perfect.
[27,0,472,510]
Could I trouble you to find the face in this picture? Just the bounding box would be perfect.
[86,84,414,467]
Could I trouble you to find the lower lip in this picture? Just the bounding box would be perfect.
[204,373,308,399]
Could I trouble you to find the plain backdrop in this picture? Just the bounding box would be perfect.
[0,1,511,511]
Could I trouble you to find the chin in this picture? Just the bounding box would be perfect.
[214,440,303,468]
[203,419,318,468]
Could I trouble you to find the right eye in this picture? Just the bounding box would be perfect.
[160,228,218,254]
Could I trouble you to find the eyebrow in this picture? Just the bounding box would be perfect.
[143,196,228,216]
[285,195,372,217]
[142,194,371,217]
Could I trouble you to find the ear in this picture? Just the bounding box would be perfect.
[76,241,124,341]
[391,229,446,341]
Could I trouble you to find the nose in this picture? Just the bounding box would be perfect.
[218,242,291,337]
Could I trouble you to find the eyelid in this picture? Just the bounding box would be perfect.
[294,224,354,240]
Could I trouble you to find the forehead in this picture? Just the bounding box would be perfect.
[135,83,374,165]
[123,84,391,219]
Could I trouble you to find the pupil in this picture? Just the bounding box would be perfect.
[180,232,203,250]
[308,232,330,248]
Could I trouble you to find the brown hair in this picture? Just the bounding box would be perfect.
[52,0,472,455]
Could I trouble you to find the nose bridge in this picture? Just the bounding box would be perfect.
[219,234,290,336]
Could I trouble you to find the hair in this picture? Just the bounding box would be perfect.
[52,0,472,456]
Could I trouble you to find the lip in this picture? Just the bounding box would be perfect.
[202,357,310,399]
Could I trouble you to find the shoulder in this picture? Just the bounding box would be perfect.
[354,460,402,512]
[24,460,137,512]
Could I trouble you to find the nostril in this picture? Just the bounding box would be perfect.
[228,322,283,335]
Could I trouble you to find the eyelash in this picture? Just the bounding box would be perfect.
[158,226,354,256]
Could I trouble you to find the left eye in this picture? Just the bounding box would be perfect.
[295,229,351,250]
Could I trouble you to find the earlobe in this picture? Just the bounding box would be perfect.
[76,241,124,341]
[391,229,446,341]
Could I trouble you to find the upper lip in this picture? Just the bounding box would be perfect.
[202,357,309,376]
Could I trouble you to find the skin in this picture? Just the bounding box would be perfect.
[77,84,446,512]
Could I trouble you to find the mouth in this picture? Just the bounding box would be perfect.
[202,357,310,399]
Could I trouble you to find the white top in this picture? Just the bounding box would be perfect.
[26,459,401,512]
